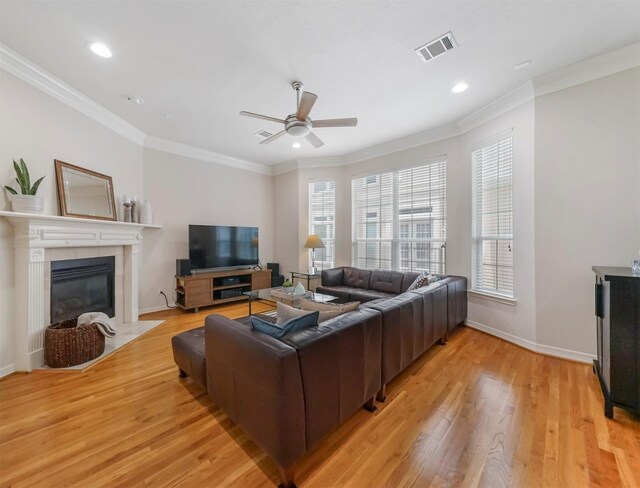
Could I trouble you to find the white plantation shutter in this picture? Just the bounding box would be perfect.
[309,181,335,269]
[351,159,446,273]
[472,131,514,297]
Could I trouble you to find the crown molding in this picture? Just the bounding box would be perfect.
[457,82,534,133]
[4,39,638,178]
[0,42,271,175]
[272,159,300,176]
[143,136,272,175]
[533,42,640,97]
[0,43,146,146]
[273,123,462,175]
[343,123,461,165]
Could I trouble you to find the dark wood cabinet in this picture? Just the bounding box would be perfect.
[592,266,640,418]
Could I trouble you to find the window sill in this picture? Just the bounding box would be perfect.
[468,290,517,306]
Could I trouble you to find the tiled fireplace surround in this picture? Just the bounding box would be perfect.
[0,212,156,372]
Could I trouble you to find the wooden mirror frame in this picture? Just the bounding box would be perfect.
[54,160,118,221]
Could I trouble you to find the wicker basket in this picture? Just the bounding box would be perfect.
[44,318,105,368]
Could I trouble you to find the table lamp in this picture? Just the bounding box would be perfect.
[304,235,325,275]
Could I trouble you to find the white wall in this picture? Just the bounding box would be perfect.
[534,67,640,355]
[2,53,637,375]
[275,99,538,344]
[0,71,144,372]
[277,68,639,360]
[140,148,275,312]
[462,101,537,344]
[0,72,275,374]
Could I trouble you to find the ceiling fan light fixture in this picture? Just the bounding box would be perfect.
[451,82,470,93]
[240,81,357,149]
[88,42,112,58]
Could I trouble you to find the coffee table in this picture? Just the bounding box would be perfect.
[243,287,338,316]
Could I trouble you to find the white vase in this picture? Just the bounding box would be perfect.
[293,282,306,295]
[11,194,44,214]
[140,200,153,224]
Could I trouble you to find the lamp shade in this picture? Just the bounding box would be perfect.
[304,235,325,249]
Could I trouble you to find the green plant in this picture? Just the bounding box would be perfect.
[283,279,293,287]
[4,158,45,196]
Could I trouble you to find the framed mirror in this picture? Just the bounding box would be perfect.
[55,160,117,221]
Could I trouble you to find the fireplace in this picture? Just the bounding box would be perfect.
[50,256,115,323]
[0,211,151,372]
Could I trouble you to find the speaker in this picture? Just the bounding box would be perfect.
[176,259,191,277]
[221,276,240,286]
[220,289,242,299]
[267,262,280,276]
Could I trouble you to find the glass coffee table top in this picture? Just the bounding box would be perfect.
[243,286,338,315]
[244,286,336,303]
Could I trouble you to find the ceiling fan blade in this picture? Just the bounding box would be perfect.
[305,131,324,148]
[260,130,286,145]
[296,92,317,120]
[240,111,285,124]
[313,117,358,128]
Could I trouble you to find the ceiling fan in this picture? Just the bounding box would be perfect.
[240,81,358,148]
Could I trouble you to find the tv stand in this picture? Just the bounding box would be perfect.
[175,268,271,312]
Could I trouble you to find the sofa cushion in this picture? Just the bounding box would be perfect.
[250,311,319,339]
[277,301,343,324]
[321,267,344,287]
[300,297,360,313]
[369,270,404,294]
[315,285,352,301]
[349,289,396,303]
[400,272,421,292]
[406,271,440,291]
[343,268,372,289]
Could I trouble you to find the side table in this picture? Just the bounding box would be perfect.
[290,271,321,291]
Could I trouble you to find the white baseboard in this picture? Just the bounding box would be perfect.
[465,319,596,364]
[138,305,170,315]
[0,363,16,378]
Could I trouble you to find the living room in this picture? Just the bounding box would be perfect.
[1,1,639,487]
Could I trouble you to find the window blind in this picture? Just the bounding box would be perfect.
[472,132,513,297]
[351,160,446,273]
[309,180,335,270]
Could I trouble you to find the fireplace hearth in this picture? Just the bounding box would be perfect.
[51,256,115,323]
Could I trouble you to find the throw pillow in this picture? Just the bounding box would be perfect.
[277,301,344,323]
[250,311,319,340]
[407,272,440,291]
[299,298,360,313]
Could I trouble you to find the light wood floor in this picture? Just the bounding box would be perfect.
[1,303,639,488]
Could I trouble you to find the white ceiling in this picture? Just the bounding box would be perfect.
[1,1,639,166]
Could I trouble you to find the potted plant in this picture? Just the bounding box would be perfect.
[4,159,45,213]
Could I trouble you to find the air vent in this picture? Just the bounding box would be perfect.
[415,32,457,64]
[254,130,273,139]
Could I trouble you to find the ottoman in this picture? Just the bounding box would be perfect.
[171,327,207,390]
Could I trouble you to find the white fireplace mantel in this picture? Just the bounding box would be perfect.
[0,211,162,371]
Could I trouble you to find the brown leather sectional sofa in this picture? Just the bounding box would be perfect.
[176,267,467,487]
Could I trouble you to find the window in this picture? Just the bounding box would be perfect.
[309,180,335,269]
[472,131,513,297]
[351,159,446,273]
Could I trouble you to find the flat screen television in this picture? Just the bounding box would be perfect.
[189,225,259,272]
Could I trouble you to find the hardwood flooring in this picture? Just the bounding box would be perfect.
[1,303,639,487]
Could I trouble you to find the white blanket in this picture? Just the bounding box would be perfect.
[77,312,116,338]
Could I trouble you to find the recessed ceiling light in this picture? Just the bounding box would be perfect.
[88,42,112,58]
[451,82,470,93]
[514,60,532,70]
[292,142,302,149]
